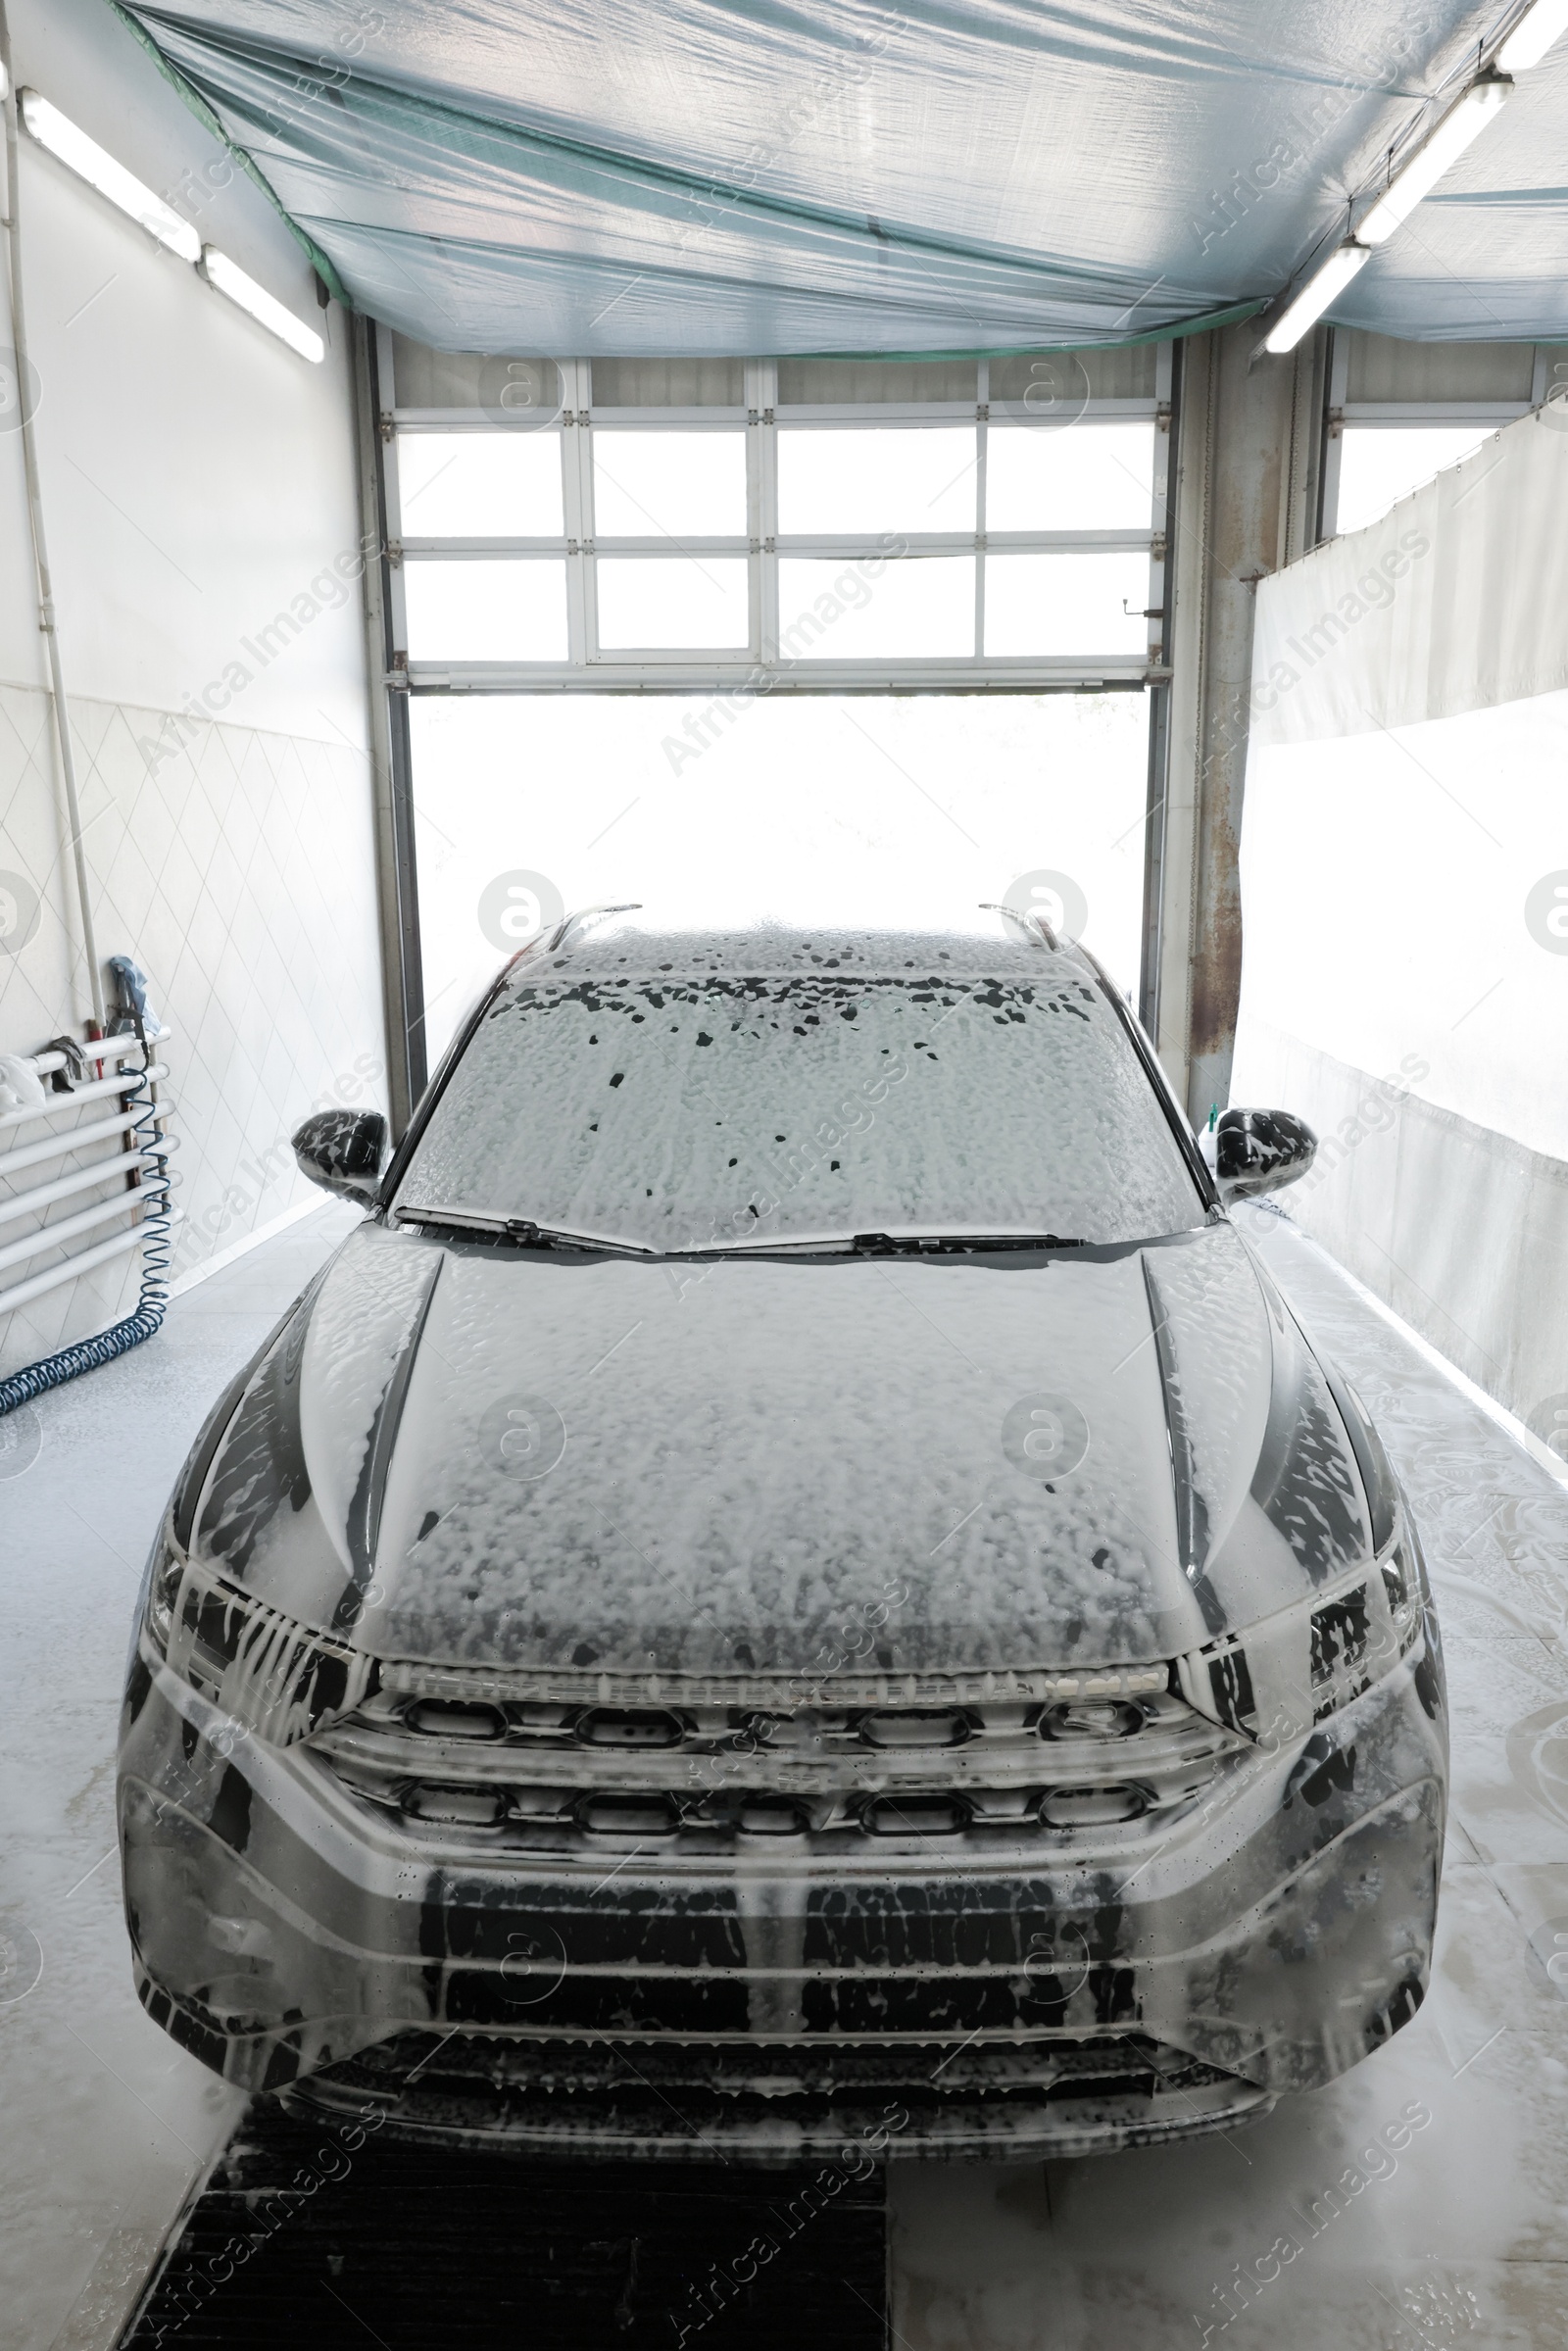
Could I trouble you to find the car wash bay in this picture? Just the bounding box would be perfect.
[5,1,1568,2346]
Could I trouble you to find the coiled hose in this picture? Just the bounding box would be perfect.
[0,1035,173,1417]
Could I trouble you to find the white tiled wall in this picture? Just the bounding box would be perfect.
[0,683,383,1379]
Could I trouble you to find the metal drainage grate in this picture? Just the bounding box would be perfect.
[117,2104,886,2350]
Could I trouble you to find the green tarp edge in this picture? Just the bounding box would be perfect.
[103,0,354,309]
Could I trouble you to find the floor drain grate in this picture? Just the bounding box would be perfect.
[116,2107,887,2349]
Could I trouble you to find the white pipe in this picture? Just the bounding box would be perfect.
[21,1027,172,1078]
[0,1063,170,1134]
[0,1211,181,1317]
[0,1181,153,1278]
[0,1149,161,1230]
[0,3,104,1029]
[0,1105,152,1178]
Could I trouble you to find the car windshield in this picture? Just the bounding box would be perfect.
[396,955,1205,1252]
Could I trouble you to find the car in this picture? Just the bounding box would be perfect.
[118,912,1446,2161]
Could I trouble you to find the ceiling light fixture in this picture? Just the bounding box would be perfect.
[19,89,200,263]
[1263,62,1515,356]
[1356,73,1513,245]
[1262,241,1372,354]
[1498,0,1568,73]
[199,245,324,363]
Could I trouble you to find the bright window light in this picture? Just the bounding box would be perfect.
[987,422,1154,531]
[593,432,747,538]
[1357,77,1512,246]
[778,429,977,535]
[596,558,750,650]
[404,560,568,661]
[985,553,1151,657]
[19,89,200,262]
[399,434,563,536]
[1333,426,1497,534]
[199,245,324,363]
[1498,0,1568,73]
[410,692,1152,1065]
[775,556,974,659]
[1263,243,1372,355]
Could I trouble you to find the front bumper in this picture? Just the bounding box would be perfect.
[119,1631,1446,2161]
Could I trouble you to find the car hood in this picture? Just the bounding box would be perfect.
[188,1218,1370,1679]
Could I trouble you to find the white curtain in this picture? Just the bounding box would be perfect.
[1233,407,1568,1441]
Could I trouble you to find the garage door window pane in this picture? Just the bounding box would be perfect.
[987,423,1155,532]
[777,557,974,659]
[593,432,748,538]
[597,558,751,650]
[398,435,564,536]
[985,554,1149,656]
[777,429,977,535]
[1334,426,1496,534]
[404,562,568,660]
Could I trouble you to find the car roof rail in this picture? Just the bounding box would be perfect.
[977,901,1060,951]
[544,903,643,955]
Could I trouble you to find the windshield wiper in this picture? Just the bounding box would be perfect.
[847,1231,1087,1254]
[398,1207,1084,1259]
[681,1229,1088,1257]
[396,1205,654,1256]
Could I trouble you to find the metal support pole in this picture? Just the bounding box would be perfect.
[350,313,426,1134]
[0,11,105,1032]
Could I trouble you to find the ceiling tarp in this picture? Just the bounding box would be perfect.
[1331,39,1568,344]
[110,1,1566,355]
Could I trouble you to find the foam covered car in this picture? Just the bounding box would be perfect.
[119,915,1446,2158]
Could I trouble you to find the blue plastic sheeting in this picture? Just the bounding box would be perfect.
[115,2,1563,355]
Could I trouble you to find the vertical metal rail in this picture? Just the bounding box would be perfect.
[1139,338,1178,1039]
[562,355,595,662]
[974,356,989,661]
[1317,327,1349,543]
[0,8,105,1031]
[352,313,426,1130]
[750,357,779,663]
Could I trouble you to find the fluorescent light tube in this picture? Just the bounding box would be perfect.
[1498,0,1568,72]
[199,246,324,363]
[1357,76,1512,246]
[1263,242,1372,354]
[19,89,200,262]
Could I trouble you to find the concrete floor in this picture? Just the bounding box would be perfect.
[3,1199,1565,2349]
[0,1200,362,2351]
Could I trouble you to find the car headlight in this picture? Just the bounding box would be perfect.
[137,1512,375,1746]
[1175,1360,1434,1747]
[1178,1509,1431,1746]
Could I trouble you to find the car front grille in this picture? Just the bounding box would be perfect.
[284,2028,1276,2159]
[306,1674,1250,1855]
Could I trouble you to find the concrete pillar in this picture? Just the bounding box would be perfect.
[1150,321,1329,1124]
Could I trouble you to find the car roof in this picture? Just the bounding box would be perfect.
[511,912,1104,988]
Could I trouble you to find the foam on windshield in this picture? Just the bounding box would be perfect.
[401,926,1202,1250]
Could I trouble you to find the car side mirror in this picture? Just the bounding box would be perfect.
[1202,1106,1317,1203]
[291,1108,388,1203]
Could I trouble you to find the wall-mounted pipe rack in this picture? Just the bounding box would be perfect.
[0,1031,178,1323]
